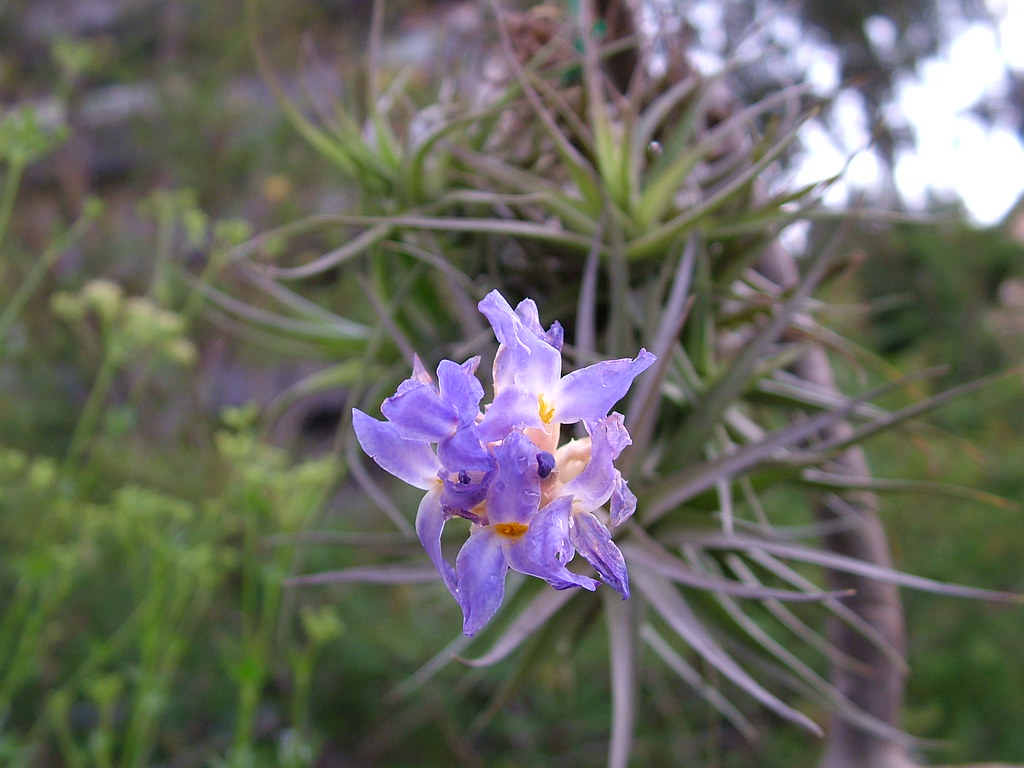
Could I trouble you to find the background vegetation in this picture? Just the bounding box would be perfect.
[1,1,1022,766]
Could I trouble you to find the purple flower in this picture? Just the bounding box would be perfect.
[456,430,598,635]
[352,409,452,594]
[380,355,493,471]
[477,291,655,454]
[352,290,655,635]
[558,415,636,598]
[353,356,494,596]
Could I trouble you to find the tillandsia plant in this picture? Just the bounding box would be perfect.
[353,289,654,635]
[232,0,1024,766]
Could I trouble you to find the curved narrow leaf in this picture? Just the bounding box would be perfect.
[722,553,876,678]
[800,469,1020,511]
[284,565,438,586]
[187,279,371,343]
[640,623,758,742]
[633,567,824,735]
[686,532,1024,604]
[816,367,1024,454]
[605,591,637,768]
[265,359,377,427]
[621,540,851,602]
[626,107,816,259]
[390,632,475,701]
[692,551,918,746]
[672,218,847,463]
[260,221,394,280]
[745,549,909,675]
[239,263,360,324]
[643,368,947,523]
[450,146,598,234]
[621,234,697,468]
[345,435,416,536]
[631,73,704,179]
[460,586,578,667]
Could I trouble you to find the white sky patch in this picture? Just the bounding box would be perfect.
[889,14,1024,225]
[677,0,1024,226]
[864,14,899,60]
[794,5,1024,226]
[790,35,840,94]
[690,0,726,53]
[990,0,1024,70]
[792,120,846,204]
[790,90,879,207]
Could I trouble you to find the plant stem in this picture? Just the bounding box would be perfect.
[0,207,97,352]
[63,347,119,475]
[0,158,25,250]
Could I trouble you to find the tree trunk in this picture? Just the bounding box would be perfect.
[586,0,916,759]
[759,244,916,768]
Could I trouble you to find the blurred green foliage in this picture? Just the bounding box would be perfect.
[850,218,1024,763]
[858,219,1024,382]
[0,1,1022,766]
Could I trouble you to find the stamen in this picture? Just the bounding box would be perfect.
[538,393,556,424]
[494,522,529,538]
[536,451,556,478]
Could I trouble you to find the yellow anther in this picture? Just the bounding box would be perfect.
[494,522,529,539]
[538,394,556,424]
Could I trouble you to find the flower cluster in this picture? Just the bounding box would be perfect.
[353,290,655,635]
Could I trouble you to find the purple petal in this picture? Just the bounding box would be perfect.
[562,418,621,510]
[456,527,509,636]
[411,355,434,385]
[560,415,639,522]
[437,425,494,472]
[486,430,543,525]
[504,496,599,591]
[514,297,564,351]
[553,349,656,424]
[415,486,457,597]
[513,297,542,334]
[610,475,638,526]
[602,412,633,459]
[440,468,494,515]
[479,291,561,395]
[569,511,630,598]
[437,357,484,427]
[352,409,440,489]
[381,380,459,442]
[544,321,564,351]
[478,291,524,348]
[536,451,556,479]
[476,387,543,443]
